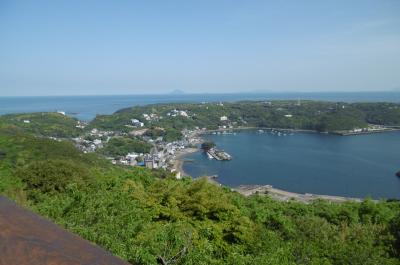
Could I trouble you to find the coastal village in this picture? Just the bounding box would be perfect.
[62,107,241,179]
[72,125,205,179]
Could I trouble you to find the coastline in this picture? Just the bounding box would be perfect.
[195,126,400,137]
[202,177,371,203]
[172,147,199,176]
[197,126,318,135]
[232,184,368,203]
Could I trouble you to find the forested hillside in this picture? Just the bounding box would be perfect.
[0,123,399,265]
[89,101,400,133]
[0,112,82,137]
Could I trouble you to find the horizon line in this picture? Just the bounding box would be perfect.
[1,90,399,98]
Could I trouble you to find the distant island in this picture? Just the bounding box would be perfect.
[169,89,185,94]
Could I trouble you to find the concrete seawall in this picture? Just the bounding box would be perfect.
[232,184,366,203]
[203,176,370,203]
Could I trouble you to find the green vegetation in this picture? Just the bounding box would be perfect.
[89,101,400,133]
[356,103,400,125]
[101,136,152,156]
[201,141,215,151]
[144,127,183,142]
[1,123,400,265]
[16,159,90,195]
[0,112,82,137]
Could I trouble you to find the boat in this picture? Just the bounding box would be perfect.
[206,152,214,159]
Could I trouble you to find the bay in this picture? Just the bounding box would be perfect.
[183,130,400,199]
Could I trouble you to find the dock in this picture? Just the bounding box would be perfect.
[207,148,232,161]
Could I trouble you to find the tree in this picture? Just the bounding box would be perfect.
[16,159,89,194]
[201,141,215,151]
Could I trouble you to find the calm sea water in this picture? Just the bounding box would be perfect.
[183,130,400,199]
[1,91,400,121]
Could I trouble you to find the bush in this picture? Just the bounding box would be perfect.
[16,159,90,194]
[201,141,215,151]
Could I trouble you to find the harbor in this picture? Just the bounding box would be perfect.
[183,129,400,199]
[206,148,232,161]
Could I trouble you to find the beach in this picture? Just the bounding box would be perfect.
[172,147,199,176]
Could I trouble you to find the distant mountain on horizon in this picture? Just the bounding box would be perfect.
[169,89,185,95]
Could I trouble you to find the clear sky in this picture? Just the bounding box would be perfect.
[1,0,400,96]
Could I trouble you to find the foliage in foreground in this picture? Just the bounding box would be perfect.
[1,128,400,265]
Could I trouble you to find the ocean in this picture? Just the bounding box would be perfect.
[1,91,400,121]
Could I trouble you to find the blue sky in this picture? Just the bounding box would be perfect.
[1,0,400,96]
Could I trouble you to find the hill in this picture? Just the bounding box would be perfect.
[0,112,82,138]
[89,101,400,134]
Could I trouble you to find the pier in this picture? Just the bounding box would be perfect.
[207,148,232,161]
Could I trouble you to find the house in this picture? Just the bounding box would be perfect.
[144,159,156,169]
[143,114,150,120]
[131,119,144,127]
[23,120,30,124]
[284,114,293,118]
[57,111,66,115]
[179,110,188,117]
[93,139,102,145]
[220,116,228,121]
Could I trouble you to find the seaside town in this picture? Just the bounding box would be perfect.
[72,125,204,179]
[53,107,242,178]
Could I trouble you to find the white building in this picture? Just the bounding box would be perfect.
[220,116,228,121]
[93,139,102,145]
[179,111,188,117]
[131,119,144,127]
[143,114,150,120]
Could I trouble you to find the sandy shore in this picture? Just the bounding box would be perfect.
[172,147,199,176]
